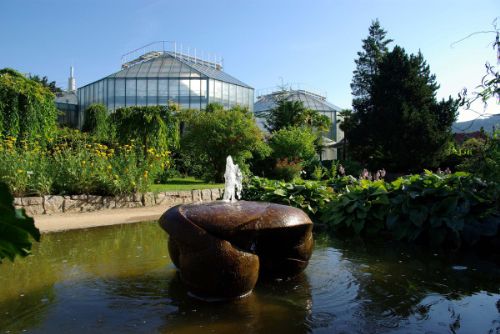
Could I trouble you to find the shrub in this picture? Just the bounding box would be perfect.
[0,135,170,196]
[322,171,499,248]
[82,104,111,142]
[243,171,499,249]
[243,176,332,218]
[458,130,500,183]
[0,68,58,143]
[273,158,303,182]
[112,105,180,156]
[180,105,269,182]
[269,126,316,162]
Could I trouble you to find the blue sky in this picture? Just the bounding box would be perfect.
[1,0,498,121]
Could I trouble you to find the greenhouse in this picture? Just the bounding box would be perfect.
[76,42,254,127]
[254,89,344,160]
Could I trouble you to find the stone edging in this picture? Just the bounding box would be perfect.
[14,188,222,216]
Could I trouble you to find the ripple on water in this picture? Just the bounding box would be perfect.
[307,247,361,314]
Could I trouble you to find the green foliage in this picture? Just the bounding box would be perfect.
[0,182,40,263]
[245,172,499,249]
[265,98,331,133]
[348,45,458,171]
[0,68,58,143]
[273,158,303,182]
[351,19,393,110]
[180,104,269,182]
[322,172,499,248]
[112,105,180,155]
[269,126,316,162]
[458,130,500,183]
[28,74,62,94]
[82,104,111,142]
[243,177,332,218]
[0,134,169,196]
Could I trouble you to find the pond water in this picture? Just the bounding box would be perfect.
[0,221,499,333]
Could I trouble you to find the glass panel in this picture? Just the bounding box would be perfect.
[168,60,182,76]
[107,79,115,110]
[200,79,207,98]
[147,79,157,105]
[249,90,254,112]
[159,79,168,105]
[222,82,229,107]
[125,63,141,77]
[98,81,104,104]
[115,79,125,108]
[169,79,179,104]
[126,79,136,106]
[137,61,151,76]
[179,64,192,77]
[214,80,222,103]
[208,79,214,99]
[236,86,243,106]
[137,79,147,106]
[229,84,236,106]
[88,84,93,105]
[190,79,201,109]
[179,79,190,109]
[103,79,108,107]
[149,57,163,77]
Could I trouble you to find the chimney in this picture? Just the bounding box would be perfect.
[68,66,76,92]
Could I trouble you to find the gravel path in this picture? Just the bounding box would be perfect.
[34,204,172,233]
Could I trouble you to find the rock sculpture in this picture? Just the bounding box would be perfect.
[159,156,313,300]
[159,201,313,300]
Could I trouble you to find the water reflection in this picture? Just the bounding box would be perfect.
[160,273,312,334]
[0,222,498,333]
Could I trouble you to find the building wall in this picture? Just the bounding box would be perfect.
[78,78,254,113]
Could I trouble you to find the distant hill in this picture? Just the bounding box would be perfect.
[453,114,500,133]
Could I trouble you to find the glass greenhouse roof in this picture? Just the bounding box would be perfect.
[254,89,341,115]
[88,52,252,89]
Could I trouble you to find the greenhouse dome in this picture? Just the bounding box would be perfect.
[254,89,344,160]
[75,42,254,127]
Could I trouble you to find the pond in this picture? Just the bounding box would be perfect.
[0,221,499,333]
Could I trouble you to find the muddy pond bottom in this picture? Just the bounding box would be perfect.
[0,221,498,333]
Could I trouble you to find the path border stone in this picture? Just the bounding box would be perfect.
[14,188,223,216]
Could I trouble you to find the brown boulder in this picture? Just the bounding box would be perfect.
[159,201,313,300]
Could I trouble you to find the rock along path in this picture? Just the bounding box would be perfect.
[34,205,171,233]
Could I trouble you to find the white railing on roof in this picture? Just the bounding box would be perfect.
[120,41,223,70]
[256,83,328,100]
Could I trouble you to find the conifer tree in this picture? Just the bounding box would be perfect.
[356,46,458,171]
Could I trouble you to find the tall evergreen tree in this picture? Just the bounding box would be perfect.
[352,46,458,171]
[351,19,393,112]
[345,20,393,159]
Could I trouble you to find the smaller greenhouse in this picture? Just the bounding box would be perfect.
[254,89,344,160]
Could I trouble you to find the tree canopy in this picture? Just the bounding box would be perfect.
[180,104,268,182]
[265,98,331,133]
[349,46,458,171]
[28,74,63,94]
[351,19,393,113]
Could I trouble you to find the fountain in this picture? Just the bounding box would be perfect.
[159,156,313,300]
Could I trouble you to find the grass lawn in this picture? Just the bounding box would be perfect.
[150,177,224,192]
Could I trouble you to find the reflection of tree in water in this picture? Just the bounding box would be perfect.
[158,272,313,334]
[327,235,500,329]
